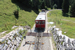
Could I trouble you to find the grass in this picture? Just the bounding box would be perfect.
[47,10,75,38]
[0,0,37,38]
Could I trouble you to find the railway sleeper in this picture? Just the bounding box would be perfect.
[27,32,51,37]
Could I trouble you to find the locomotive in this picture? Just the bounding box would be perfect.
[35,9,46,30]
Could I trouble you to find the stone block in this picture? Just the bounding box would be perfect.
[0,44,4,50]
[72,40,75,46]
[7,47,10,50]
[9,43,12,48]
[7,40,11,45]
[3,44,8,50]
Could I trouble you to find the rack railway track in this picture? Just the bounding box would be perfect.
[34,30,44,50]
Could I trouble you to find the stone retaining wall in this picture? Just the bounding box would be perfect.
[51,26,75,50]
[0,26,25,50]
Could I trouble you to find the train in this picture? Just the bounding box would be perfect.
[35,9,46,30]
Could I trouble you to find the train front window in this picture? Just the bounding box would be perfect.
[39,21,41,24]
[36,21,38,24]
[42,21,45,24]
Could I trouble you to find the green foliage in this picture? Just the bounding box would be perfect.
[69,0,75,5]
[0,0,37,38]
[12,0,63,10]
[47,10,75,38]
[53,4,57,9]
[17,6,20,11]
[62,0,69,14]
[70,2,75,17]
[0,0,37,32]
[19,30,23,35]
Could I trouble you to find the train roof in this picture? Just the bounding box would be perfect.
[35,15,45,20]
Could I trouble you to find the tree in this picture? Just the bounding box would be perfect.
[52,0,63,9]
[70,2,75,17]
[69,0,74,5]
[32,0,39,10]
[38,0,43,9]
[62,0,69,14]
[45,0,51,7]
[57,0,63,8]
[51,0,54,9]
[12,0,64,10]
[53,4,57,9]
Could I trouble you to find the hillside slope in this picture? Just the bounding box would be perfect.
[0,0,37,32]
[47,10,75,38]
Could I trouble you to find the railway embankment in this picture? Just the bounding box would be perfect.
[47,9,75,50]
[0,26,26,50]
[0,0,38,38]
[50,26,75,50]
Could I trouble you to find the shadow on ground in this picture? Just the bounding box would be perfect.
[34,28,45,32]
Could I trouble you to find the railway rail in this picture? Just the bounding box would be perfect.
[25,29,51,50]
[34,30,44,50]
[25,10,51,50]
[19,10,53,50]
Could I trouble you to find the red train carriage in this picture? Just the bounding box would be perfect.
[35,15,46,29]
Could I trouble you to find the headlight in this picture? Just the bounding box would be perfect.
[36,21,38,24]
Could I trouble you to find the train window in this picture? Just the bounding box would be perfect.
[36,21,38,24]
[39,21,41,24]
[42,21,45,24]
